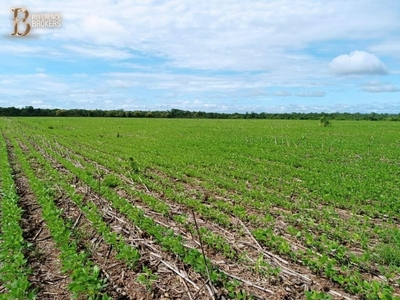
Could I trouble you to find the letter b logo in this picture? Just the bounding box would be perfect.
[12,8,31,36]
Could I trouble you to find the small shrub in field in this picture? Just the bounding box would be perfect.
[319,116,331,127]
[102,174,121,188]
[128,157,140,175]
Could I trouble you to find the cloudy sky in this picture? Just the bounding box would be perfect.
[0,0,399,113]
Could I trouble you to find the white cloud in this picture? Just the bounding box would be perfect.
[0,43,61,56]
[296,91,326,97]
[261,102,400,114]
[102,69,332,94]
[36,72,47,78]
[329,50,388,76]
[273,91,292,97]
[72,73,89,78]
[81,15,126,45]
[0,79,13,84]
[63,45,133,60]
[369,41,400,59]
[361,81,400,93]
[66,89,108,96]
[107,79,132,88]
[103,72,259,92]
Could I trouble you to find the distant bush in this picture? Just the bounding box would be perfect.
[319,116,331,127]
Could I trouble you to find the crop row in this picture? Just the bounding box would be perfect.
[0,134,33,299]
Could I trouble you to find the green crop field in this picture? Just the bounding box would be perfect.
[1,117,399,299]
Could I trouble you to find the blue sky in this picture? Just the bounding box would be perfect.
[0,0,399,113]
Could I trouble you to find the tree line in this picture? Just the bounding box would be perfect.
[1,106,400,121]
